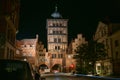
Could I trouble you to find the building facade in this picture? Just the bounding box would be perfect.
[0,0,20,59]
[109,24,120,76]
[46,6,68,72]
[94,21,112,76]
[94,21,120,76]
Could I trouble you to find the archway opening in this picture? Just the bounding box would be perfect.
[39,64,48,70]
[51,64,62,73]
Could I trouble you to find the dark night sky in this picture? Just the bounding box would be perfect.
[16,0,120,48]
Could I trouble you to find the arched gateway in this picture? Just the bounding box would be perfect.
[39,64,49,73]
[51,64,62,72]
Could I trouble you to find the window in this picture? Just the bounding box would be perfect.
[58,54,63,58]
[115,40,119,47]
[58,46,60,50]
[52,54,56,58]
[53,23,56,26]
[53,31,55,34]
[115,51,118,59]
[30,45,32,47]
[60,31,62,34]
[63,30,66,34]
[58,38,61,42]
[97,66,101,70]
[60,23,62,26]
[54,38,57,42]
[56,31,59,34]
[55,46,60,50]
[24,45,26,47]
[55,46,57,50]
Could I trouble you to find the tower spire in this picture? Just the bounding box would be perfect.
[55,4,58,12]
[51,4,62,18]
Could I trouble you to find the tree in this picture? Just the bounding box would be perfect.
[74,39,107,75]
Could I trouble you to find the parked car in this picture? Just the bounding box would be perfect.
[0,59,34,80]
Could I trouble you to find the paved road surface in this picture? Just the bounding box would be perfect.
[41,73,120,80]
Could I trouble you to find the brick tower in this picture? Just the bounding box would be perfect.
[46,5,68,72]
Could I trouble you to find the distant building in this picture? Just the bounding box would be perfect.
[16,35,39,68]
[67,34,88,72]
[0,0,20,59]
[46,5,68,72]
[37,41,48,71]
